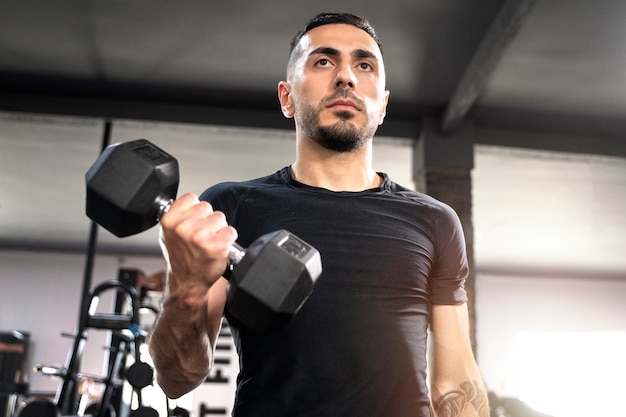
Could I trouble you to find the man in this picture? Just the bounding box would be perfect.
[149,13,488,417]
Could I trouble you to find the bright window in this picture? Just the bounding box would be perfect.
[512,331,626,417]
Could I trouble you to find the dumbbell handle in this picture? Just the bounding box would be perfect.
[228,243,246,264]
[157,198,246,265]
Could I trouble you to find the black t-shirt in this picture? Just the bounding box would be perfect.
[200,167,468,417]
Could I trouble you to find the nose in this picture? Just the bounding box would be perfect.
[335,65,355,89]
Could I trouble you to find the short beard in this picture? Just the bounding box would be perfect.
[297,102,377,153]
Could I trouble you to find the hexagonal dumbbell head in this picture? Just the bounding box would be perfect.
[227,230,322,333]
[85,139,179,237]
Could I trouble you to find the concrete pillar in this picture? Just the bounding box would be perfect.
[413,118,477,351]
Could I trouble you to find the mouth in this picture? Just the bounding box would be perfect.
[327,99,360,111]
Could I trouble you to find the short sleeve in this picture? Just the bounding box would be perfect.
[428,202,468,305]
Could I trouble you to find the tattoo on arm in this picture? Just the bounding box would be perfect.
[433,381,489,417]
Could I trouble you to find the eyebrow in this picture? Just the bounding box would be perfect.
[308,47,378,61]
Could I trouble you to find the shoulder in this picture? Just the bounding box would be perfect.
[387,179,459,221]
[199,168,288,203]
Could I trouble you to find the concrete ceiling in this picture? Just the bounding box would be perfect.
[3,0,626,140]
[1,0,625,278]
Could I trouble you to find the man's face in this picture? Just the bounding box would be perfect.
[280,23,390,152]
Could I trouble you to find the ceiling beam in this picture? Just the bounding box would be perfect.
[441,0,535,134]
[0,91,422,139]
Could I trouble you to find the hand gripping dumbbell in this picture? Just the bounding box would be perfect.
[85,139,322,333]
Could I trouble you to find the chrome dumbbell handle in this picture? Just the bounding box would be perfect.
[157,197,246,265]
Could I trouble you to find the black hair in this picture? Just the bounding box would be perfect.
[288,12,383,60]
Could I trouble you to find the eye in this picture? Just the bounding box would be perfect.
[315,58,331,67]
[358,62,374,71]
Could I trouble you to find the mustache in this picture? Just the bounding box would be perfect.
[320,89,365,109]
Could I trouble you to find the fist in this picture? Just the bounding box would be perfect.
[159,193,237,299]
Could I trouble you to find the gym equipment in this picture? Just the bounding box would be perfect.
[84,402,115,417]
[0,330,29,417]
[124,361,153,390]
[171,406,190,417]
[85,139,322,333]
[85,139,178,238]
[15,398,59,417]
[32,281,149,417]
[30,268,166,417]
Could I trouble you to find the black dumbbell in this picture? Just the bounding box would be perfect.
[172,406,190,417]
[85,139,321,333]
[125,361,154,389]
[16,399,59,417]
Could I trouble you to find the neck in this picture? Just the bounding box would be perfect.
[291,136,381,192]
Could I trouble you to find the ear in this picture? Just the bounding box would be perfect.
[378,90,390,125]
[278,81,295,118]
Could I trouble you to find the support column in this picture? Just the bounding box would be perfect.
[413,118,477,351]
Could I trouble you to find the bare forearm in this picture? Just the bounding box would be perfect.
[149,194,234,398]
[148,294,212,398]
[432,380,489,417]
